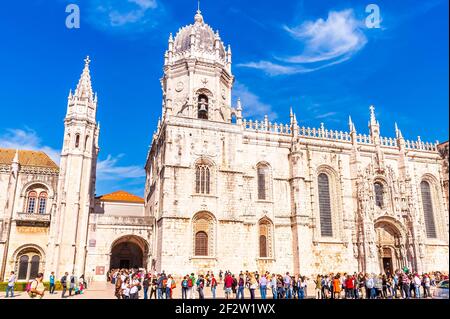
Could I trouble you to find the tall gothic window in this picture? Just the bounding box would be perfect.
[198,94,209,120]
[195,165,211,194]
[38,192,47,214]
[374,182,384,208]
[421,181,437,238]
[26,191,37,214]
[195,231,208,256]
[318,173,333,237]
[257,164,270,200]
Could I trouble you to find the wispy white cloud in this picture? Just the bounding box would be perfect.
[96,154,145,181]
[87,0,163,32]
[0,128,144,189]
[282,9,367,64]
[239,9,368,76]
[232,82,277,120]
[315,112,338,119]
[0,128,61,164]
[237,61,303,76]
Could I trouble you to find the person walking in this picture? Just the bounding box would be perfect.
[61,272,69,298]
[69,272,76,296]
[5,271,16,298]
[47,272,55,294]
[181,275,188,299]
[270,274,277,299]
[413,273,421,299]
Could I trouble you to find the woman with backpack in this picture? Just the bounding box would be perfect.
[196,275,205,299]
[28,273,46,299]
[181,275,189,299]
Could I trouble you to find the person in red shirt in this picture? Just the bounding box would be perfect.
[224,272,233,299]
[345,275,355,299]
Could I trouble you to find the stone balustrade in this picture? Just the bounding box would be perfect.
[15,212,51,227]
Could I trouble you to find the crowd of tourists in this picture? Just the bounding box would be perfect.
[4,270,90,299]
[107,268,447,300]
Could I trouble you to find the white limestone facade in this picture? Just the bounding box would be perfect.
[0,9,448,283]
[144,10,449,276]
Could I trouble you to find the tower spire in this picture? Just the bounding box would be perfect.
[74,56,94,101]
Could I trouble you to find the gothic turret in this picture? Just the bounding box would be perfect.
[47,56,99,278]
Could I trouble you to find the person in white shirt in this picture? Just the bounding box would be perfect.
[6,271,16,298]
[122,278,130,299]
[413,274,422,298]
[129,276,140,299]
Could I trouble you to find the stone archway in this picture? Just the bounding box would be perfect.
[109,235,149,270]
[374,219,407,274]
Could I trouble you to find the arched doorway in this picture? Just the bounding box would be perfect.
[110,235,149,270]
[374,220,406,274]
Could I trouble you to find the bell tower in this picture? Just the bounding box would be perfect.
[47,56,99,277]
[161,8,234,123]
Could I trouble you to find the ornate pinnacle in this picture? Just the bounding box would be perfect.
[369,105,377,126]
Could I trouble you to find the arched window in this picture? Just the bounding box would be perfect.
[26,191,37,214]
[18,255,29,280]
[29,255,40,279]
[195,231,208,256]
[421,181,437,238]
[374,182,384,208]
[257,164,270,200]
[195,165,211,194]
[318,173,333,237]
[198,94,209,119]
[258,218,273,258]
[38,192,47,214]
[75,134,80,148]
[15,247,42,281]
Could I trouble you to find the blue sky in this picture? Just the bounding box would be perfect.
[0,0,448,196]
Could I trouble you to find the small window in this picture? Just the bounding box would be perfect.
[27,191,37,214]
[75,134,80,148]
[38,192,47,214]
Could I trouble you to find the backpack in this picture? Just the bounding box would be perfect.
[171,281,176,289]
[25,281,33,293]
[188,278,193,287]
[162,279,168,288]
[182,280,188,288]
